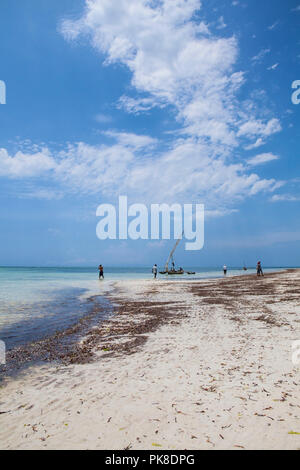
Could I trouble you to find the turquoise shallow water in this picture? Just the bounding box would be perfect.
[0,266,289,349]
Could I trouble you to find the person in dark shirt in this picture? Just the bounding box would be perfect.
[256,261,264,276]
[98,264,104,279]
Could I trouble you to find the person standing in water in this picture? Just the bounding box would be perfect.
[98,264,104,279]
[256,261,264,277]
[223,264,227,276]
[152,264,158,279]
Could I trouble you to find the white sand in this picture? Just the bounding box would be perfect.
[0,270,299,450]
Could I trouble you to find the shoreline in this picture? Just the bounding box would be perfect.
[0,295,114,378]
[1,269,286,376]
[0,269,299,449]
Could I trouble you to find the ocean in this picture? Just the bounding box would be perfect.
[0,266,288,350]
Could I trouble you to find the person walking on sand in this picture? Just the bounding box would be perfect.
[98,264,104,279]
[256,261,264,277]
[152,264,158,279]
[223,264,227,276]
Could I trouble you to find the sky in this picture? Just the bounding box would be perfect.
[0,0,299,268]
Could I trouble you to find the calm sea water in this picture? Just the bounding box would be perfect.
[0,266,288,349]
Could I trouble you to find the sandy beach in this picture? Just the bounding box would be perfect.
[0,269,299,450]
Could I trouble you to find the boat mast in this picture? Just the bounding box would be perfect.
[164,232,184,272]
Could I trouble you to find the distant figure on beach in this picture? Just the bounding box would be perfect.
[152,264,158,279]
[256,261,264,277]
[98,264,104,279]
[223,264,227,276]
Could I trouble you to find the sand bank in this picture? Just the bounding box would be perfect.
[0,270,299,449]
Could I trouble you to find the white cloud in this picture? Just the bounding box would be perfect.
[60,0,243,147]
[55,141,135,195]
[118,95,165,114]
[205,208,239,218]
[103,130,158,149]
[247,152,279,166]
[95,113,113,124]
[244,137,265,150]
[195,21,210,35]
[216,16,227,30]
[0,147,55,178]
[0,136,283,208]
[249,179,283,195]
[267,63,279,70]
[0,0,283,215]
[61,0,281,151]
[270,194,300,202]
[268,21,279,30]
[251,48,270,63]
[237,118,281,139]
[21,189,64,200]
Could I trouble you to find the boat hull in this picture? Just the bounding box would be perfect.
[159,270,184,275]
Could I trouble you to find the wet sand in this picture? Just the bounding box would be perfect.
[0,269,299,449]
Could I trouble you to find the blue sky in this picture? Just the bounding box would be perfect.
[0,0,299,267]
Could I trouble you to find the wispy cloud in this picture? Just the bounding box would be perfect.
[251,48,270,63]
[237,118,281,139]
[0,136,283,206]
[0,147,55,178]
[118,95,167,114]
[0,0,283,214]
[216,16,227,29]
[244,137,265,150]
[95,113,113,124]
[270,194,300,202]
[268,21,279,30]
[247,152,280,166]
[103,130,158,150]
[21,189,64,200]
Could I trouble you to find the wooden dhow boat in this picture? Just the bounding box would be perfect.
[159,233,195,275]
